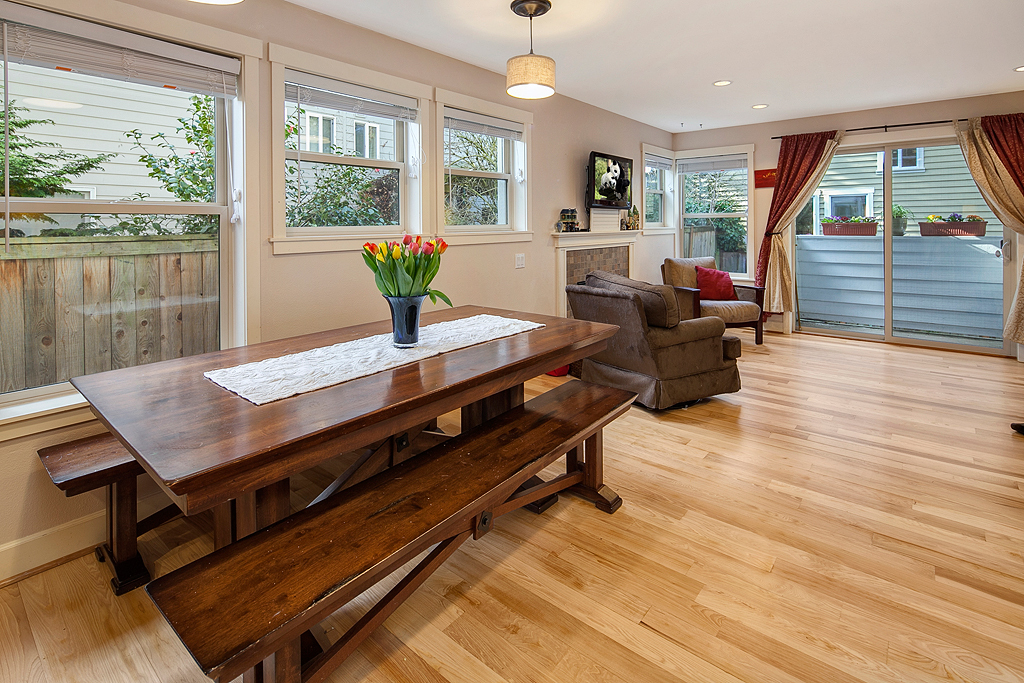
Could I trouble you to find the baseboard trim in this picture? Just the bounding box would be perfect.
[0,490,171,586]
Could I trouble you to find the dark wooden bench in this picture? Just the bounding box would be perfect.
[38,433,181,595]
[147,380,635,683]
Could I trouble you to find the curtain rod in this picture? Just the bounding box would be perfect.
[770,118,968,140]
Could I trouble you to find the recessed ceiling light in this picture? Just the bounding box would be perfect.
[185,0,244,5]
[713,80,732,87]
[1016,65,1024,72]
[23,97,82,109]
[752,104,769,109]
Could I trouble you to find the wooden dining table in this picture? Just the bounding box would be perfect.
[71,305,621,548]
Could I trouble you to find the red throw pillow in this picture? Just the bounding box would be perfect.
[695,265,738,301]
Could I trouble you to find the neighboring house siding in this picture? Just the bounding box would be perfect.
[9,63,199,203]
[812,146,1000,232]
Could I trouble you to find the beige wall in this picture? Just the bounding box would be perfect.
[672,91,1024,286]
[1,0,673,582]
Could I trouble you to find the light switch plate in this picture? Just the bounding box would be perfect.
[515,253,525,269]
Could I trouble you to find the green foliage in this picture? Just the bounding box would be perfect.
[444,129,502,226]
[284,107,399,228]
[891,203,914,219]
[1,98,113,223]
[683,170,747,253]
[122,95,218,235]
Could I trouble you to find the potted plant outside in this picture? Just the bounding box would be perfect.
[919,213,987,236]
[891,204,914,236]
[821,215,879,236]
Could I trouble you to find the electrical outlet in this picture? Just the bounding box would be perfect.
[515,253,525,269]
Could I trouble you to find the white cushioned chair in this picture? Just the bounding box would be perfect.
[661,257,765,345]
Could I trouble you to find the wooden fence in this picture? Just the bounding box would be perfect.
[0,236,218,394]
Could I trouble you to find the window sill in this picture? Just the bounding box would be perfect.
[437,231,533,246]
[641,226,674,236]
[270,233,406,255]
[0,384,95,444]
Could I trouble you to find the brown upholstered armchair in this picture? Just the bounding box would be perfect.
[661,257,765,344]
[565,271,741,410]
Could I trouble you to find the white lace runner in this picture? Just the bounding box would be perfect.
[204,314,545,405]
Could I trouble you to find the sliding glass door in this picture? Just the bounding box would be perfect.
[795,140,1013,354]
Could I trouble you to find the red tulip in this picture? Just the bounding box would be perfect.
[423,241,435,256]
[403,234,413,246]
[411,241,420,255]
[437,238,448,254]
[415,235,422,246]
[364,242,377,254]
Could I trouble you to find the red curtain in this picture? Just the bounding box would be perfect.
[754,130,838,287]
[981,113,1024,196]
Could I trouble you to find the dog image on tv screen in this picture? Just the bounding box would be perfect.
[595,156,630,202]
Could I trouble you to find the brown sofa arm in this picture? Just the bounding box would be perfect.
[671,286,701,320]
[646,315,726,350]
[734,284,765,309]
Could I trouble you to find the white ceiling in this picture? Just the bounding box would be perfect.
[282,0,1024,133]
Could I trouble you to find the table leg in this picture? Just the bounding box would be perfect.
[99,476,150,595]
[568,430,622,513]
[461,383,525,431]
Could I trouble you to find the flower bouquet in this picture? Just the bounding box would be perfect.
[362,235,453,347]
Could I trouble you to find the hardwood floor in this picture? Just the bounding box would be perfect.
[3,330,1024,683]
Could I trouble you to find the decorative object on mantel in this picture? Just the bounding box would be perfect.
[506,0,555,100]
[821,215,878,236]
[620,205,640,231]
[557,207,586,232]
[362,236,452,347]
[920,213,987,236]
[204,314,545,405]
[754,168,777,188]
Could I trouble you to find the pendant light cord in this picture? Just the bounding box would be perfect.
[529,15,534,55]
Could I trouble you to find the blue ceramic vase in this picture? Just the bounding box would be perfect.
[384,294,427,348]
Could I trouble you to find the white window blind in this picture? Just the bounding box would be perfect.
[0,4,239,97]
[678,153,748,174]
[444,107,523,142]
[285,69,418,122]
[644,154,672,172]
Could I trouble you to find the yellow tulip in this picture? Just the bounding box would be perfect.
[375,250,385,262]
[392,244,401,260]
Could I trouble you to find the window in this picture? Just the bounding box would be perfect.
[442,107,525,231]
[304,113,334,153]
[877,147,925,172]
[643,153,671,226]
[823,187,875,223]
[283,69,416,236]
[354,121,379,159]
[678,149,752,275]
[1,7,236,399]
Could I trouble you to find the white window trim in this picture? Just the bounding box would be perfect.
[876,147,925,173]
[433,88,533,246]
[641,143,675,234]
[674,143,755,277]
[822,187,875,223]
[354,121,380,159]
[303,113,334,153]
[269,43,432,254]
[0,2,258,442]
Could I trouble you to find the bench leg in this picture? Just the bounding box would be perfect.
[301,531,471,683]
[98,477,151,595]
[567,431,622,514]
[461,383,524,431]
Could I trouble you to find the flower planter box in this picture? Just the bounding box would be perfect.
[823,222,878,236]
[919,221,986,236]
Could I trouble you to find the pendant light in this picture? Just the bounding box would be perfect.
[506,0,555,100]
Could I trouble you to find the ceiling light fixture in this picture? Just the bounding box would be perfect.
[713,80,732,87]
[752,104,769,109]
[1016,65,1024,72]
[506,0,555,100]
[185,0,244,5]
[23,97,82,109]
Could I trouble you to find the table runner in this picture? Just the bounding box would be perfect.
[204,314,544,405]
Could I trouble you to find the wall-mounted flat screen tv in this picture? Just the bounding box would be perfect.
[587,151,633,210]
